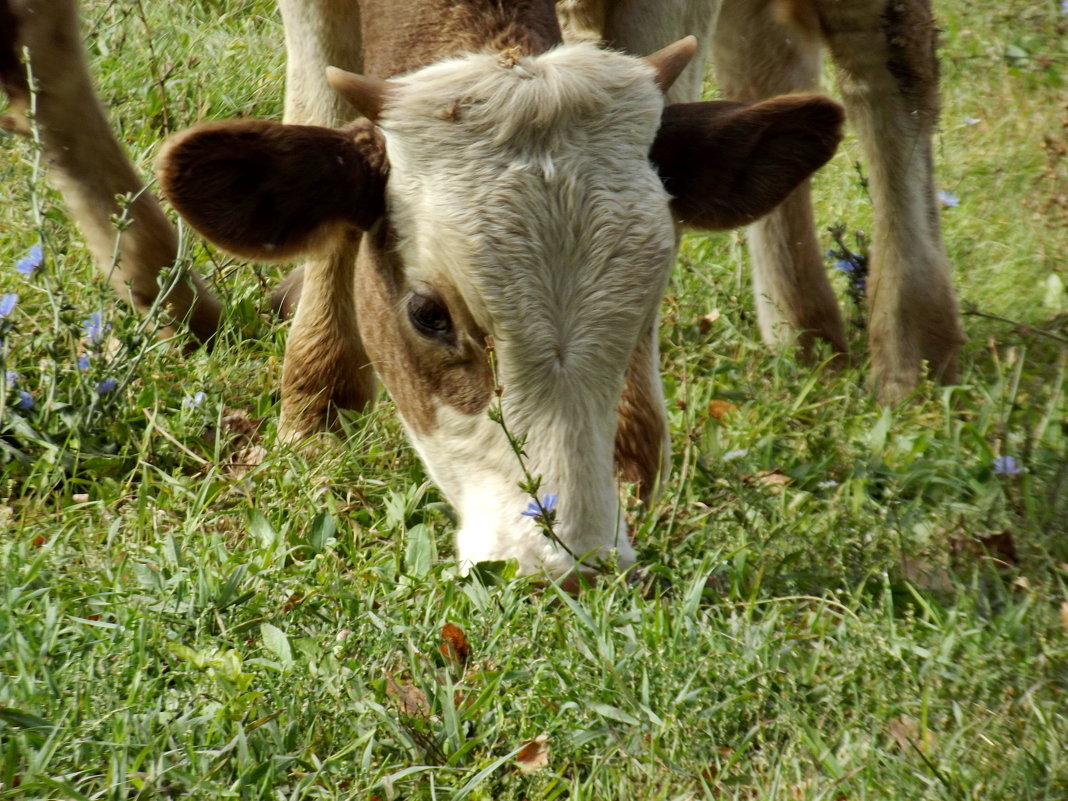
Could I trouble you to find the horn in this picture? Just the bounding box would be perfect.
[326,66,395,121]
[643,36,698,93]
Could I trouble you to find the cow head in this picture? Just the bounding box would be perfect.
[158,40,843,578]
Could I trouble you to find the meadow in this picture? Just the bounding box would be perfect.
[1,1,1066,798]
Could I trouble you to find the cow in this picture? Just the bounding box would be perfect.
[1,0,960,579]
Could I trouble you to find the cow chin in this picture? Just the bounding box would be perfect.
[407,400,637,579]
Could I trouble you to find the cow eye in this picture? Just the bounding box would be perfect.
[407,293,452,338]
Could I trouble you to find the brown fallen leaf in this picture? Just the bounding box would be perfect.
[515,734,549,774]
[953,529,1019,569]
[440,622,470,666]
[738,469,794,494]
[226,444,267,480]
[977,530,1018,566]
[1060,602,1068,634]
[707,399,738,420]
[756,469,792,487]
[222,409,261,442]
[698,309,721,334]
[888,715,936,755]
[901,556,954,593]
[384,671,429,717]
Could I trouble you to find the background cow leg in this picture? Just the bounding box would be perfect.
[275,0,376,439]
[279,236,376,443]
[591,0,722,104]
[1,0,221,343]
[813,0,963,401]
[713,0,848,361]
[615,320,671,504]
[277,0,363,127]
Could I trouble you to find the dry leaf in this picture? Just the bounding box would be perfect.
[222,409,260,441]
[227,445,267,479]
[1059,602,1068,634]
[756,469,791,487]
[515,734,549,774]
[384,671,429,717]
[698,309,721,334]
[977,531,1018,564]
[956,530,1019,569]
[440,622,470,665]
[740,469,793,494]
[901,556,954,593]
[707,399,737,420]
[205,409,263,450]
[888,715,936,754]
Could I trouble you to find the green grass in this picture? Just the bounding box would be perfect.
[1,1,1067,798]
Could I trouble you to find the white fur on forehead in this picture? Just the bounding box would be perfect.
[381,42,663,147]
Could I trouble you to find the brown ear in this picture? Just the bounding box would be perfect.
[157,118,388,261]
[650,95,844,230]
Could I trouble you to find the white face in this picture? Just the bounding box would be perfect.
[365,43,677,576]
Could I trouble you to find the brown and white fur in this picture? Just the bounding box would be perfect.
[1,0,957,577]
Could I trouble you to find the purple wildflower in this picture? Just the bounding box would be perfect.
[76,354,90,370]
[15,245,43,276]
[82,313,110,343]
[834,258,855,273]
[0,293,17,318]
[521,493,558,520]
[964,115,980,126]
[992,455,1023,476]
[183,391,206,408]
[97,376,118,395]
[17,390,33,411]
[5,371,15,387]
[938,190,960,208]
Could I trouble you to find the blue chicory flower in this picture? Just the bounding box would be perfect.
[97,376,118,395]
[938,190,960,208]
[834,258,855,273]
[17,391,33,411]
[521,493,558,520]
[15,245,43,276]
[0,293,17,318]
[82,312,110,343]
[76,354,90,370]
[992,455,1023,476]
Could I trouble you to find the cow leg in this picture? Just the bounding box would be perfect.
[578,0,722,104]
[274,0,376,441]
[812,0,963,400]
[713,0,848,360]
[1,0,221,343]
[615,320,670,504]
[277,0,363,128]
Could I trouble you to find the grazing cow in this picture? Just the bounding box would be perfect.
[1,0,959,578]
